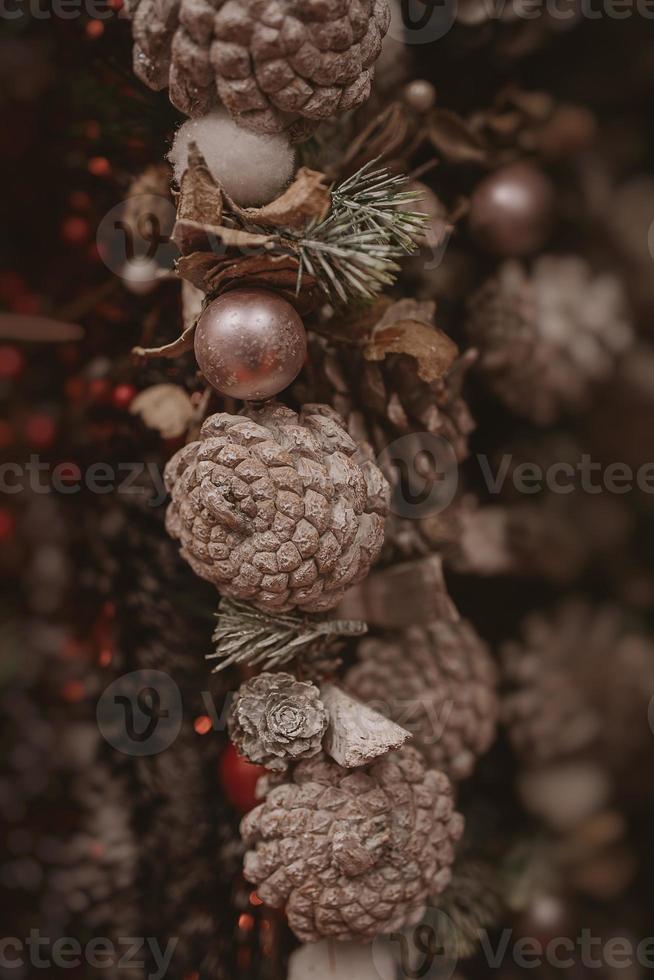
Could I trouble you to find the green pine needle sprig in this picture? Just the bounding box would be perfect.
[292,161,427,304]
[239,160,427,305]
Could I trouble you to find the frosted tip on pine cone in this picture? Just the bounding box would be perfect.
[345,620,499,781]
[241,746,464,943]
[229,672,328,771]
[130,0,391,136]
[466,257,633,425]
[164,402,389,613]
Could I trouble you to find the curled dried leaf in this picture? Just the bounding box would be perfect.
[177,251,318,314]
[173,219,274,257]
[130,383,195,438]
[177,143,223,226]
[235,167,330,230]
[132,321,196,360]
[363,298,458,383]
[365,319,459,383]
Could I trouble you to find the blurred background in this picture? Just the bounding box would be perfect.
[1,2,654,979]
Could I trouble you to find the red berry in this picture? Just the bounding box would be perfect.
[60,680,86,703]
[0,345,24,380]
[24,413,56,449]
[112,383,137,410]
[86,19,104,38]
[0,509,16,541]
[218,744,266,815]
[194,715,213,735]
[88,156,111,177]
[61,215,90,246]
[88,378,112,403]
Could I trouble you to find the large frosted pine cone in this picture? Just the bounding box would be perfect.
[241,747,464,942]
[466,257,633,425]
[345,620,498,781]
[502,600,654,775]
[164,402,389,613]
[229,672,328,771]
[130,0,390,136]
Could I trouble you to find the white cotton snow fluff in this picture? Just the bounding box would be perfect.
[168,111,295,207]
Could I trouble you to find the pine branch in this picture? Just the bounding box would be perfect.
[291,161,426,303]
[237,160,427,306]
[207,599,367,673]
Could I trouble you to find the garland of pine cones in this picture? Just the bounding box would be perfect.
[121,1,648,961]
[121,9,480,942]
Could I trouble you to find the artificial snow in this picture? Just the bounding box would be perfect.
[168,111,295,207]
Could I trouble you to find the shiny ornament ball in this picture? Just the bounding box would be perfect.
[219,744,265,815]
[0,345,24,380]
[194,289,307,401]
[403,79,437,113]
[469,162,555,257]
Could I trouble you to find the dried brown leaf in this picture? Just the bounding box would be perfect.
[176,143,223,226]
[177,251,318,315]
[365,319,458,383]
[362,300,458,383]
[173,217,274,257]
[132,321,196,360]
[236,167,330,230]
[130,384,195,438]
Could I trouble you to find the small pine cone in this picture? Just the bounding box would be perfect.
[502,600,654,775]
[466,257,633,425]
[345,620,498,781]
[164,402,389,613]
[229,672,328,771]
[241,747,464,942]
[130,0,390,136]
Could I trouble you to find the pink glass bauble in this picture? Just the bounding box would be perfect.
[194,289,307,401]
